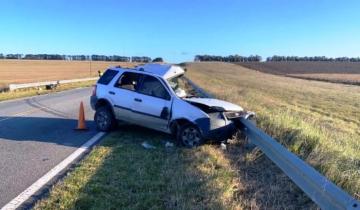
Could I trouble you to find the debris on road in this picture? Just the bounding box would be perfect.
[141,141,156,149]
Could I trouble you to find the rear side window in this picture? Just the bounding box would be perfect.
[98,70,118,85]
[115,72,142,91]
[138,75,170,100]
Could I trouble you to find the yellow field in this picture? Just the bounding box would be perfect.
[0,60,137,84]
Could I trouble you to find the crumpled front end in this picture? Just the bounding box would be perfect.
[187,99,255,141]
[196,111,255,141]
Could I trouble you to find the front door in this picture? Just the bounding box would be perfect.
[131,75,172,132]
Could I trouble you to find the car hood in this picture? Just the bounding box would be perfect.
[184,98,243,112]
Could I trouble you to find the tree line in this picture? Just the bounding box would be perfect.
[194,55,262,62]
[266,55,360,62]
[0,53,160,62]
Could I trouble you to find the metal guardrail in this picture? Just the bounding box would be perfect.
[184,77,214,98]
[8,77,99,91]
[241,118,359,210]
[186,77,360,210]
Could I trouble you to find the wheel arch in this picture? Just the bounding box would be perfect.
[169,118,197,136]
[95,98,115,116]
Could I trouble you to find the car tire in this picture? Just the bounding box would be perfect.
[95,106,116,132]
[177,123,204,148]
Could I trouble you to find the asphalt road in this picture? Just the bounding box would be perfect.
[0,88,98,207]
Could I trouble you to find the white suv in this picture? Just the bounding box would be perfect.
[91,64,254,148]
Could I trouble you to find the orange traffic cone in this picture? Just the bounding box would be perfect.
[75,101,88,130]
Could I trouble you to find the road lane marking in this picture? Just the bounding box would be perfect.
[0,96,89,123]
[1,132,106,210]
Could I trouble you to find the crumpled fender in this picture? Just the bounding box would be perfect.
[171,98,209,132]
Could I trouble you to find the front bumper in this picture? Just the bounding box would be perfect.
[195,111,255,141]
[204,122,237,141]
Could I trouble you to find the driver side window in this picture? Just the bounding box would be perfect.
[138,75,170,100]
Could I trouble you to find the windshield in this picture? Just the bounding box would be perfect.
[167,74,199,98]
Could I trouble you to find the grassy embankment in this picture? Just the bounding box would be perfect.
[185,62,359,198]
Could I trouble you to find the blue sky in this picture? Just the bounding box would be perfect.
[0,0,359,62]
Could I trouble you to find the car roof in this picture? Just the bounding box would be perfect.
[109,63,185,79]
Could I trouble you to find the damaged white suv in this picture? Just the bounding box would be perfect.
[91,64,254,148]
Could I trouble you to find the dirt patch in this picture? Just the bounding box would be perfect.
[237,62,360,85]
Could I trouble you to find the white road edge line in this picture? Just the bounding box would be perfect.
[1,132,106,210]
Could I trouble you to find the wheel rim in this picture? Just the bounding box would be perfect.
[97,111,109,130]
[182,127,201,147]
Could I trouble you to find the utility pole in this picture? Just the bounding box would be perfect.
[89,57,92,77]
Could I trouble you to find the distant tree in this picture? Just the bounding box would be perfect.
[0,54,4,59]
[6,54,22,59]
[132,56,151,63]
[152,57,164,62]
[193,54,261,62]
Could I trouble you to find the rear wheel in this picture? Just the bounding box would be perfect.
[95,106,116,131]
[177,123,203,148]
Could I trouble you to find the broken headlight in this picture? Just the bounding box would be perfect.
[224,111,243,119]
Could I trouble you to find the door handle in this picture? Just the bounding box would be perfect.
[134,98,142,102]
[109,91,115,95]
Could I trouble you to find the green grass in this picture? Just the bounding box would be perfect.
[34,125,315,209]
[185,62,360,199]
[0,80,95,102]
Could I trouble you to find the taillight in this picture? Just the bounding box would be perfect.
[92,85,97,96]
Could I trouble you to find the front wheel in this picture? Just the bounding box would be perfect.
[177,123,204,148]
[94,106,116,131]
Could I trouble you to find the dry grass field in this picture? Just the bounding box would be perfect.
[238,61,360,85]
[288,73,360,85]
[185,62,360,200]
[0,59,137,85]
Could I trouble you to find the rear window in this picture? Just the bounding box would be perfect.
[98,70,118,85]
[114,72,142,91]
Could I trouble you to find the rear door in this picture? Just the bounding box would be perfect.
[131,75,172,132]
[110,71,142,122]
